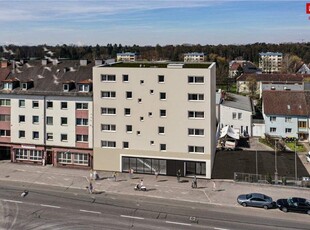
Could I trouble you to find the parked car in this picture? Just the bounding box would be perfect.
[237,193,275,209]
[306,152,310,163]
[276,197,310,215]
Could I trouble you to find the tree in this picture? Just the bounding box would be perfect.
[281,54,302,73]
[246,76,257,96]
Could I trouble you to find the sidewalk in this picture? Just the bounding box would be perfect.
[0,161,309,207]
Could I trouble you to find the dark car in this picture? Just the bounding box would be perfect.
[276,197,310,215]
[237,193,274,209]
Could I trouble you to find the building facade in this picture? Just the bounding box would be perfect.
[0,60,94,168]
[116,53,137,62]
[259,52,283,73]
[93,62,216,178]
[184,53,205,63]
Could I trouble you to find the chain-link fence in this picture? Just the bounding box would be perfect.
[234,172,310,188]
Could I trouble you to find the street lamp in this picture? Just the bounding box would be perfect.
[274,140,278,184]
[295,139,298,182]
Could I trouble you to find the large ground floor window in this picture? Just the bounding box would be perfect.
[122,157,167,175]
[186,162,206,175]
[15,149,43,161]
[57,151,89,166]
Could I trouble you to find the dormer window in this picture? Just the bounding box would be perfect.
[22,83,28,90]
[3,82,13,90]
[78,84,91,92]
[63,84,69,92]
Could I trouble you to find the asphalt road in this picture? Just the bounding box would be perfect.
[0,181,309,230]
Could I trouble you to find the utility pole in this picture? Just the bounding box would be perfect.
[295,139,297,182]
[274,140,278,184]
[256,149,258,178]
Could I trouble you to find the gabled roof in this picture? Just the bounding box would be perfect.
[237,73,307,82]
[0,68,10,82]
[263,91,310,116]
[0,60,94,96]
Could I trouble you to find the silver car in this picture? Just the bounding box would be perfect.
[237,193,275,209]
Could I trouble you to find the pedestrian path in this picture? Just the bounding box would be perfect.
[0,161,309,207]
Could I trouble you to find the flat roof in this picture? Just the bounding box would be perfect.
[100,61,212,69]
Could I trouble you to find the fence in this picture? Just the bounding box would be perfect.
[234,172,310,188]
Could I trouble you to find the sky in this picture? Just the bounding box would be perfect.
[0,0,309,46]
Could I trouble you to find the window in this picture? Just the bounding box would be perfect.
[137,131,141,135]
[160,92,166,100]
[123,74,129,82]
[61,117,68,125]
[61,102,68,109]
[232,112,237,119]
[160,144,166,151]
[46,116,53,125]
[76,118,88,126]
[140,117,144,121]
[188,76,204,83]
[19,115,25,123]
[63,84,69,92]
[126,91,132,99]
[46,133,53,140]
[32,131,39,139]
[285,128,292,133]
[76,134,88,142]
[3,82,12,90]
[21,83,27,90]
[73,153,88,165]
[270,116,276,122]
[101,124,116,132]
[138,98,142,103]
[188,128,204,136]
[76,103,88,110]
[29,150,43,161]
[285,117,292,122]
[148,112,153,117]
[158,75,165,83]
[101,91,116,98]
[158,126,165,134]
[15,149,28,160]
[19,130,25,138]
[32,101,39,108]
[58,152,71,164]
[123,142,129,149]
[188,93,204,101]
[0,114,10,122]
[61,134,68,142]
[188,146,204,153]
[101,107,116,115]
[0,99,10,106]
[160,109,166,117]
[150,90,154,94]
[270,127,276,133]
[238,113,242,119]
[140,80,144,84]
[124,108,131,116]
[78,84,90,92]
[126,125,132,133]
[101,141,116,148]
[188,111,204,119]
[298,121,307,128]
[101,74,116,82]
[32,116,39,124]
[47,101,53,109]
[150,141,154,145]
[19,100,25,107]
[0,130,10,136]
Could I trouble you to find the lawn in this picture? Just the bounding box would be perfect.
[285,142,306,152]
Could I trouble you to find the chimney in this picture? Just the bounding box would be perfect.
[42,59,48,66]
[80,60,88,66]
[1,60,8,68]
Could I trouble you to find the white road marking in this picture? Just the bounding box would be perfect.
[203,190,212,202]
[40,204,61,209]
[3,199,23,204]
[214,228,230,230]
[165,221,192,226]
[120,215,144,220]
[80,209,101,214]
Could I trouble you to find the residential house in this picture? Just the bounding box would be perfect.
[116,52,137,62]
[0,59,94,168]
[228,60,260,78]
[220,93,253,137]
[262,91,310,141]
[184,52,206,63]
[93,61,216,178]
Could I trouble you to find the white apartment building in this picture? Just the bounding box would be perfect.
[0,60,94,168]
[93,61,216,178]
[116,52,137,62]
[259,52,283,73]
[184,52,206,63]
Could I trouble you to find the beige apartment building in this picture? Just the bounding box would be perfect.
[259,52,283,73]
[93,61,216,178]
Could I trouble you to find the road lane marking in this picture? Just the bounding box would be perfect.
[120,215,144,220]
[165,221,191,226]
[203,190,212,202]
[40,204,61,209]
[214,228,230,230]
[3,199,23,204]
[80,209,101,214]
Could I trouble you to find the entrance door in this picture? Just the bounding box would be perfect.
[166,160,184,176]
[46,151,53,165]
[0,146,11,160]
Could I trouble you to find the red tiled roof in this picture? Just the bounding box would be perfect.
[263,91,310,116]
[230,62,241,71]
[0,68,10,82]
